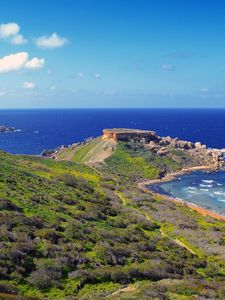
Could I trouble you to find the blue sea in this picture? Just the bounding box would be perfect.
[0,108,225,155]
[149,171,225,216]
[1,108,225,215]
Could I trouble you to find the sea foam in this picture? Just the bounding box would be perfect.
[200,184,213,188]
[218,199,225,202]
[214,191,223,195]
[202,180,214,183]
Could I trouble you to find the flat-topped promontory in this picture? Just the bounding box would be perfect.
[42,128,225,169]
[102,128,225,169]
[102,128,157,142]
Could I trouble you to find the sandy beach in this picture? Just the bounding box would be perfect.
[138,165,225,222]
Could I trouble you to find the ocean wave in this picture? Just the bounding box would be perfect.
[200,184,213,188]
[218,199,225,202]
[200,188,209,192]
[202,180,214,183]
[217,183,223,186]
[188,186,196,190]
[214,191,223,195]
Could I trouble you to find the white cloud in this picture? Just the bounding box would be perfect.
[0,52,45,73]
[0,91,6,96]
[0,52,28,73]
[11,34,27,45]
[36,32,68,49]
[200,87,209,93]
[93,72,101,79]
[23,81,35,89]
[0,22,20,39]
[50,85,56,90]
[77,72,84,78]
[161,64,175,71]
[104,89,115,96]
[25,57,45,69]
[0,22,28,46]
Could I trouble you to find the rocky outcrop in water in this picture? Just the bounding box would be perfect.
[41,145,69,159]
[0,125,17,133]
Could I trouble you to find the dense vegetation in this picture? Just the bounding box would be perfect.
[103,142,192,182]
[0,139,225,299]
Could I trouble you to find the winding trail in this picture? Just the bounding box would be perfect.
[115,190,197,256]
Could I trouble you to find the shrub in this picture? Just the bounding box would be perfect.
[57,173,78,188]
[0,281,18,294]
[28,260,63,290]
[0,199,21,212]
[35,228,63,243]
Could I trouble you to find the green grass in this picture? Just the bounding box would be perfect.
[0,140,225,299]
[105,143,159,181]
[71,138,102,163]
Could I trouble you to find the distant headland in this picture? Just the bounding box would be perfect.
[44,128,225,170]
[0,125,18,133]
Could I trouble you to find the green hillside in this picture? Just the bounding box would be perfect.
[0,140,225,299]
[55,138,186,181]
[56,138,115,165]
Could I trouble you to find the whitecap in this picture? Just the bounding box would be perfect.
[200,188,209,192]
[188,187,196,190]
[214,191,223,195]
[217,183,223,186]
[200,184,213,188]
[202,180,214,183]
[218,199,225,202]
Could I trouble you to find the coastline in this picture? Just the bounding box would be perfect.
[138,165,225,222]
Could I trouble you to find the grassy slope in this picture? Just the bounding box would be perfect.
[104,143,159,181]
[0,139,225,299]
[56,138,115,165]
[58,138,194,181]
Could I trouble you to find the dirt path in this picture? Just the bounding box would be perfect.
[115,190,197,255]
[106,286,136,298]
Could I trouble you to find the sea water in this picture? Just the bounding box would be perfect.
[0,108,225,155]
[1,108,225,214]
[149,171,225,216]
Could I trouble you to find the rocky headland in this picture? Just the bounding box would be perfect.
[0,125,17,133]
[104,128,225,169]
[43,128,225,169]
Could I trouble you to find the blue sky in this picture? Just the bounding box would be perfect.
[0,0,225,108]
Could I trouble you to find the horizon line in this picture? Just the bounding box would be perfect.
[0,107,225,110]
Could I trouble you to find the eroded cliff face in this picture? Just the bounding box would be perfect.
[102,128,158,143]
